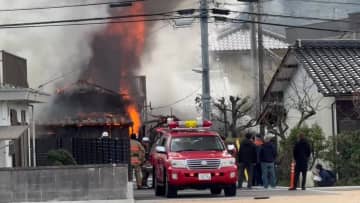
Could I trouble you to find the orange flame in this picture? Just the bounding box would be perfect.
[127,104,141,135]
[121,88,142,135]
[105,2,145,136]
[106,3,146,74]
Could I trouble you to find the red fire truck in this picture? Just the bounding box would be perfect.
[150,119,238,198]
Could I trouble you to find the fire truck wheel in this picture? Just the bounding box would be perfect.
[224,184,237,197]
[164,173,177,198]
[210,187,222,195]
[154,173,165,196]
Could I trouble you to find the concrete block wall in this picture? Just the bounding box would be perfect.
[0,164,129,202]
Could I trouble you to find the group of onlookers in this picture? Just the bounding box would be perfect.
[237,132,336,190]
[237,133,277,189]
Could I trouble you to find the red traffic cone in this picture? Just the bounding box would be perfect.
[289,161,296,189]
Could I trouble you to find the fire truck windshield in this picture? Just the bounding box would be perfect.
[170,136,225,152]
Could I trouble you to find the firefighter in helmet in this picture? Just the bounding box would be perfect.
[130,133,145,189]
[141,136,152,188]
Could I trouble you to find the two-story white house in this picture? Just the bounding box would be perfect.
[0,51,49,168]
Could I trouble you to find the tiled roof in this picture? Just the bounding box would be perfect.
[295,40,360,96]
[210,27,289,51]
[56,80,119,96]
[38,113,132,127]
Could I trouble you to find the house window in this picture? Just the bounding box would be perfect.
[21,110,26,125]
[10,109,19,126]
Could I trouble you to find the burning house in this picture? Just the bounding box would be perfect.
[35,2,150,168]
[36,77,146,165]
[34,0,186,168]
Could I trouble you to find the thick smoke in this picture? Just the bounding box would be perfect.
[139,0,255,119]
[78,0,183,94]
[140,0,219,119]
[0,0,109,90]
[0,1,109,120]
[39,0,183,121]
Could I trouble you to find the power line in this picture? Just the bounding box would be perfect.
[0,16,199,29]
[0,0,143,12]
[0,7,352,33]
[286,0,360,6]
[0,14,350,33]
[37,69,83,89]
[229,10,359,25]
[214,16,351,33]
[151,87,201,110]
[0,11,180,28]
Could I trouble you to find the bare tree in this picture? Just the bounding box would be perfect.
[263,74,323,140]
[288,74,323,128]
[263,103,289,141]
[212,96,256,138]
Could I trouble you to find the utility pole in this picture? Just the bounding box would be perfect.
[249,1,258,115]
[257,0,265,136]
[200,0,211,120]
[246,0,264,136]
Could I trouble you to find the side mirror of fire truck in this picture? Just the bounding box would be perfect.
[156,146,166,154]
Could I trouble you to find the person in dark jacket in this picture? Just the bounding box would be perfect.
[252,134,264,186]
[260,135,277,189]
[313,164,336,187]
[238,133,257,189]
[290,132,311,190]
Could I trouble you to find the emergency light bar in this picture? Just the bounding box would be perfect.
[168,119,212,129]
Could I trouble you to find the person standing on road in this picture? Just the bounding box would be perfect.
[130,134,145,189]
[290,132,311,190]
[253,134,264,186]
[260,135,277,189]
[238,133,257,189]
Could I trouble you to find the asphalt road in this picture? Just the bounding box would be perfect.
[134,189,360,203]
[134,186,336,202]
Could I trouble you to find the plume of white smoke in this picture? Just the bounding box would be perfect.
[139,0,203,119]
[140,22,202,119]
[0,0,109,91]
[140,0,250,120]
